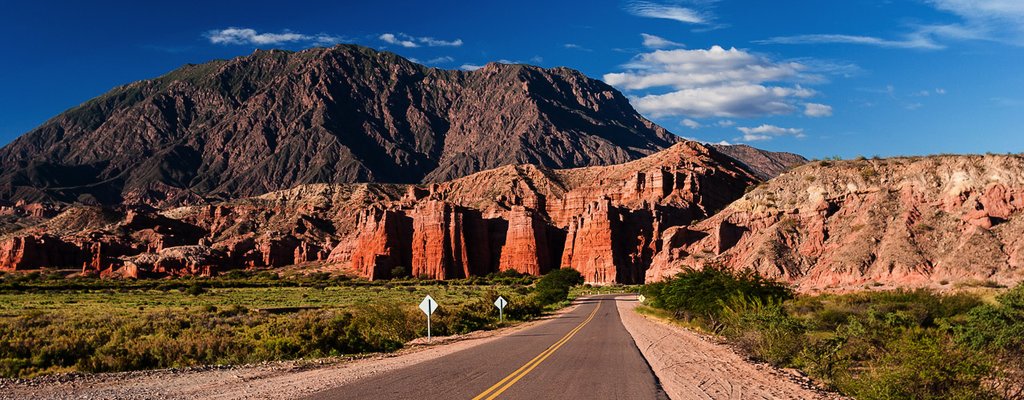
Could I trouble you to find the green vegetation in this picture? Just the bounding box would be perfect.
[642,266,1023,399]
[0,270,555,379]
[533,268,584,306]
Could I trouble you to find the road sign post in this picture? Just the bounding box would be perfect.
[419,295,438,341]
[494,296,508,322]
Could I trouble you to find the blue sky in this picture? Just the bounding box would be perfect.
[1,0,1022,158]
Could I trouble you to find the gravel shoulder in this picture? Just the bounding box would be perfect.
[615,296,845,400]
[0,303,581,400]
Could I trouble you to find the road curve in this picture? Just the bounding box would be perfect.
[304,295,667,400]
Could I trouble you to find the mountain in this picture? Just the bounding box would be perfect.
[710,144,807,180]
[647,155,1024,292]
[0,142,758,284]
[0,45,679,206]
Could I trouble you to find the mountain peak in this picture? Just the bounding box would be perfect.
[0,45,679,206]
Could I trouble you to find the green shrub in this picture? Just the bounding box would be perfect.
[843,328,994,400]
[390,266,408,279]
[533,269,583,306]
[718,294,804,365]
[642,264,791,325]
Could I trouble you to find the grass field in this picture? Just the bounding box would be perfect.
[0,271,548,378]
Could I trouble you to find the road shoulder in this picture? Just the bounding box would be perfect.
[615,296,843,400]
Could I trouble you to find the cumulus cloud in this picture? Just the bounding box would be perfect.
[681,118,702,129]
[206,27,344,46]
[379,33,463,48]
[641,33,683,49]
[804,103,833,117]
[380,33,419,48]
[625,1,709,24]
[605,46,810,91]
[630,84,814,118]
[604,46,828,118]
[737,124,805,141]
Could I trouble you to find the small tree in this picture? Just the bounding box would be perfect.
[534,268,584,305]
[390,266,408,279]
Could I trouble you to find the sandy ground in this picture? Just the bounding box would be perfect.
[616,296,845,400]
[0,304,581,400]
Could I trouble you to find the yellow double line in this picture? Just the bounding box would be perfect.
[471,300,602,400]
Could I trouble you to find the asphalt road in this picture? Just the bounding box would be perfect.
[305,295,667,400]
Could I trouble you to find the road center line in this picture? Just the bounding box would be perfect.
[471,300,602,400]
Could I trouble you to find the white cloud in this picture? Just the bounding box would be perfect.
[206,27,344,46]
[804,103,833,117]
[604,46,812,91]
[630,84,814,118]
[625,1,707,24]
[419,37,463,47]
[759,1,1024,50]
[380,33,463,48]
[379,33,419,48]
[564,43,592,51]
[716,120,736,127]
[641,33,683,49]
[935,88,947,95]
[927,0,1024,44]
[605,46,828,118]
[755,34,942,50]
[425,56,455,64]
[460,64,484,71]
[737,124,805,141]
[681,118,702,129]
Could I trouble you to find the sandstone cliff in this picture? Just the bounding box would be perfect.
[710,144,808,180]
[0,141,757,284]
[647,155,1024,291]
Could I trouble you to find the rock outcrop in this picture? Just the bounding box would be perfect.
[0,141,758,283]
[648,155,1024,291]
[710,144,808,181]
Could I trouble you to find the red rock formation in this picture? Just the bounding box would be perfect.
[349,207,413,280]
[648,155,1024,292]
[499,206,552,276]
[0,235,83,270]
[562,199,619,284]
[0,141,759,285]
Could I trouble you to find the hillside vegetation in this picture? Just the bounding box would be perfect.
[642,265,1024,399]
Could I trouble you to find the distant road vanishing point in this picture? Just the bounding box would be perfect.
[304,295,667,399]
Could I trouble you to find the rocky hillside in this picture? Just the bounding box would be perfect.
[647,155,1024,291]
[0,141,757,284]
[710,144,807,180]
[0,45,678,206]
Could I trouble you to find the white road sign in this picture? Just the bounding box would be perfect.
[419,295,438,341]
[419,295,438,315]
[637,294,646,303]
[494,296,508,322]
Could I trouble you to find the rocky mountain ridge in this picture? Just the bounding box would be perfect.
[0,45,679,206]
